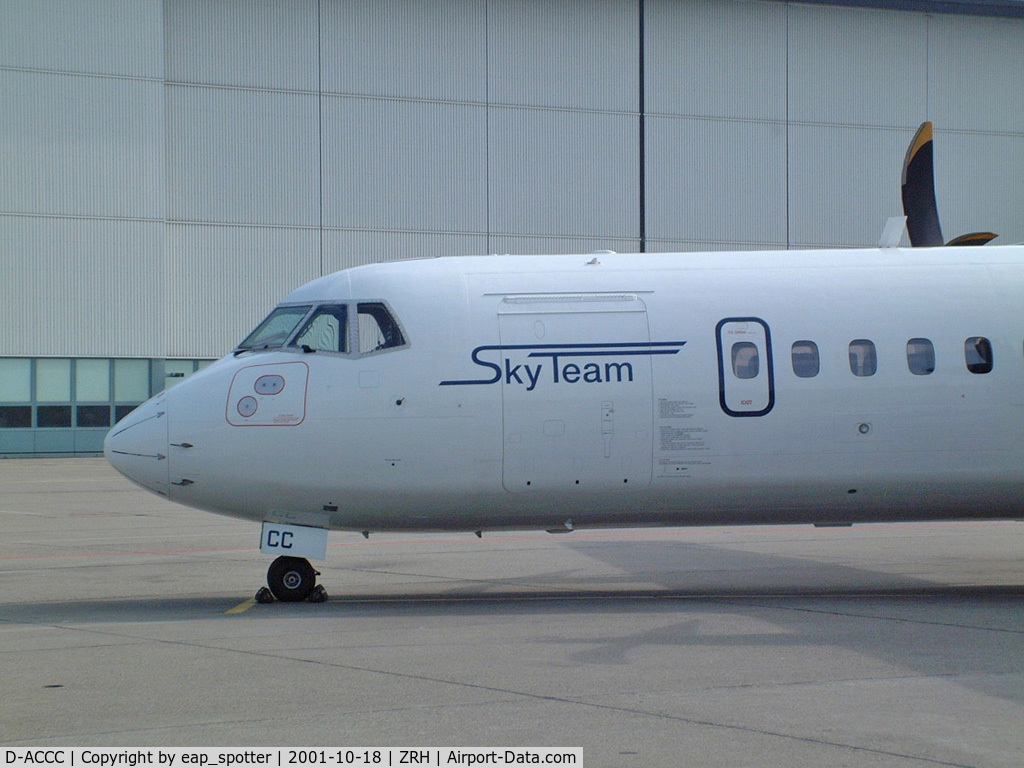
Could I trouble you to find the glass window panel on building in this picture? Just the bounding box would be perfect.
[114,359,151,402]
[36,359,72,402]
[76,359,111,401]
[0,359,32,402]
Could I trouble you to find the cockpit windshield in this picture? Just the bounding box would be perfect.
[236,305,312,351]
[236,300,407,356]
[295,305,348,353]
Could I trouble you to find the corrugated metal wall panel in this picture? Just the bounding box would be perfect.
[322,230,488,273]
[928,15,1024,133]
[165,224,321,358]
[788,125,908,247]
[644,240,788,254]
[936,131,1024,245]
[645,0,786,120]
[164,0,318,90]
[486,235,641,256]
[788,4,928,127]
[166,85,319,226]
[488,107,639,238]
[488,0,637,111]
[0,0,163,78]
[320,0,486,101]
[0,216,165,357]
[321,96,488,233]
[0,0,167,361]
[645,116,787,247]
[3,0,1024,368]
[0,70,165,219]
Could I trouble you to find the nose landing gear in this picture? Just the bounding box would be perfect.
[256,556,328,603]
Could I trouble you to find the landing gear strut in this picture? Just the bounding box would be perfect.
[259,556,327,603]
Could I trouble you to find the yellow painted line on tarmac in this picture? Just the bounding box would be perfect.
[226,597,257,615]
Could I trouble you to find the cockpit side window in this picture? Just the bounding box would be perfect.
[295,304,349,353]
[357,302,407,354]
[237,305,312,351]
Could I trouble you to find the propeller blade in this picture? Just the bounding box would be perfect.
[946,232,997,247]
[901,122,945,247]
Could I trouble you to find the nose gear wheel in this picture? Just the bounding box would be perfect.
[266,556,318,602]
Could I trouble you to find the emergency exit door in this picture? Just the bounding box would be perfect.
[716,317,774,417]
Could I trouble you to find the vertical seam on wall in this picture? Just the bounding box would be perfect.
[785,2,791,249]
[317,0,324,276]
[485,0,491,255]
[638,0,646,253]
[925,15,930,119]
[161,0,170,358]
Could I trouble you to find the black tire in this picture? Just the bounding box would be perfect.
[267,556,316,602]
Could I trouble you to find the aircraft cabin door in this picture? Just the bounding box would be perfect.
[498,294,654,492]
[716,317,774,417]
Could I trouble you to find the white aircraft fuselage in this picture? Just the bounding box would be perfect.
[106,247,1024,536]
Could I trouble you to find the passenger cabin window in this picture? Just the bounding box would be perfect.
[357,302,406,354]
[906,338,935,375]
[965,336,993,374]
[295,305,348,353]
[791,340,819,378]
[849,339,877,377]
[730,342,759,379]
[237,305,311,351]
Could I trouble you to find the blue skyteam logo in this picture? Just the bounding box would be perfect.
[440,341,686,391]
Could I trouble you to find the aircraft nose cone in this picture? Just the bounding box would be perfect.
[104,394,169,495]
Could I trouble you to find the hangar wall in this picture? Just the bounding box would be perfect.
[1,0,1023,454]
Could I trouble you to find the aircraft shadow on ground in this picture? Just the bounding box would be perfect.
[4,542,1022,708]
[5,539,1022,621]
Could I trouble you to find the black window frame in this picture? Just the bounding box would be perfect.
[791,340,820,378]
[849,339,877,377]
[906,338,936,376]
[0,405,32,428]
[965,336,993,374]
[37,405,72,428]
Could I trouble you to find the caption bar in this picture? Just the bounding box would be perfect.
[4,750,580,768]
